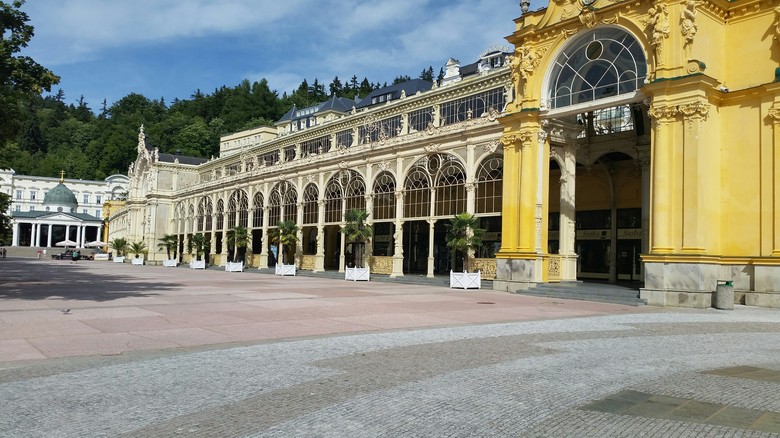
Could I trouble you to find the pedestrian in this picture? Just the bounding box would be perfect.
[0,247,5,259]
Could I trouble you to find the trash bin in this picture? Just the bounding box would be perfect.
[715,280,734,310]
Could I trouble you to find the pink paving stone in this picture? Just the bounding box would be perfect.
[0,339,47,361]
[0,319,100,339]
[82,316,196,333]
[333,313,463,330]
[28,333,179,358]
[129,327,235,347]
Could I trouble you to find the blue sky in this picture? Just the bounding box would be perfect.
[20,0,546,112]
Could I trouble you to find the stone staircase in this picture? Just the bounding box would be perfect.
[521,281,646,306]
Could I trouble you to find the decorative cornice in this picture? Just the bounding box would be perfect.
[647,104,678,122]
[678,101,709,121]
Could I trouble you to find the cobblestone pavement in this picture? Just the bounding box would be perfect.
[1,259,779,437]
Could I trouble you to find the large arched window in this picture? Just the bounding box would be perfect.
[548,27,647,109]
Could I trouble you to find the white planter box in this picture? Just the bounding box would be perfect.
[94,254,110,261]
[162,259,177,267]
[345,267,370,281]
[190,260,206,269]
[131,257,144,266]
[450,270,481,289]
[275,263,296,276]
[225,261,244,272]
[113,256,125,263]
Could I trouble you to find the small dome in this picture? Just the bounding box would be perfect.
[43,183,78,208]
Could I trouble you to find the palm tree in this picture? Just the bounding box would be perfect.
[129,241,148,259]
[109,237,129,258]
[226,226,249,263]
[445,212,485,272]
[190,233,206,261]
[157,234,178,260]
[342,208,373,268]
[268,220,299,265]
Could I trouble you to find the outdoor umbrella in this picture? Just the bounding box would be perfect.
[55,239,78,247]
[85,240,107,247]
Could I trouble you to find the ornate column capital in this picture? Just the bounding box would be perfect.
[647,104,679,122]
[769,106,780,124]
[678,101,709,121]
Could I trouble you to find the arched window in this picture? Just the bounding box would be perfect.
[434,156,466,217]
[372,173,396,220]
[476,155,503,214]
[548,28,647,109]
[252,192,264,228]
[302,184,319,225]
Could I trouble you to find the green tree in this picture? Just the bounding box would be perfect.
[109,237,129,257]
[157,234,178,259]
[342,208,373,269]
[0,0,60,143]
[445,213,485,272]
[226,226,249,263]
[267,220,298,265]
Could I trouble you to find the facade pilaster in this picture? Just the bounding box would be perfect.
[647,103,678,253]
[314,199,325,272]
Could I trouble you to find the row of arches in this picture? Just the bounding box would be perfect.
[171,152,504,274]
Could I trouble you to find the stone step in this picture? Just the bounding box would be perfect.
[523,282,646,306]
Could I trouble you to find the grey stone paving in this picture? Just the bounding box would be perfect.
[1,308,779,437]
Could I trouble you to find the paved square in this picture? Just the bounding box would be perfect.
[1,258,779,437]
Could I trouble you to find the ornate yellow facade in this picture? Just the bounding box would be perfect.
[496,0,780,307]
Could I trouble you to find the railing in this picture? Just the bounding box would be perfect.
[369,256,394,275]
[300,254,316,270]
[547,254,561,282]
[470,258,496,280]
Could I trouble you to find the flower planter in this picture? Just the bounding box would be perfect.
[189,260,206,269]
[450,270,481,289]
[93,254,110,261]
[162,259,177,267]
[225,261,244,272]
[131,257,144,266]
[345,266,370,281]
[113,256,125,263]
[274,263,296,276]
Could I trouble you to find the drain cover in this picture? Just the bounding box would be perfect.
[476,301,495,305]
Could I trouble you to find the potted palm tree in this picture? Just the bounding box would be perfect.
[130,240,148,265]
[158,234,178,267]
[189,233,206,269]
[342,208,373,281]
[269,220,299,276]
[446,212,485,289]
[225,226,248,272]
[109,237,129,263]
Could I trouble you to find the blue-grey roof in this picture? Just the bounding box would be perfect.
[276,95,356,124]
[43,183,78,207]
[355,79,433,109]
[157,153,209,165]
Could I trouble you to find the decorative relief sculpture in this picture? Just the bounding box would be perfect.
[768,106,780,123]
[511,45,545,98]
[680,0,698,57]
[643,4,670,63]
[579,8,597,28]
[774,7,780,45]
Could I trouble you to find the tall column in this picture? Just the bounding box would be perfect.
[427,219,436,277]
[647,104,678,253]
[558,142,578,281]
[770,105,780,255]
[76,225,83,247]
[314,200,326,272]
[364,194,374,268]
[391,192,405,277]
[47,224,53,247]
[679,101,709,253]
[65,225,71,243]
[296,201,304,267]
[12,222,19,246]
[259,206,269,268]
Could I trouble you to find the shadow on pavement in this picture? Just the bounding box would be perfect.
[0,259,175,301]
